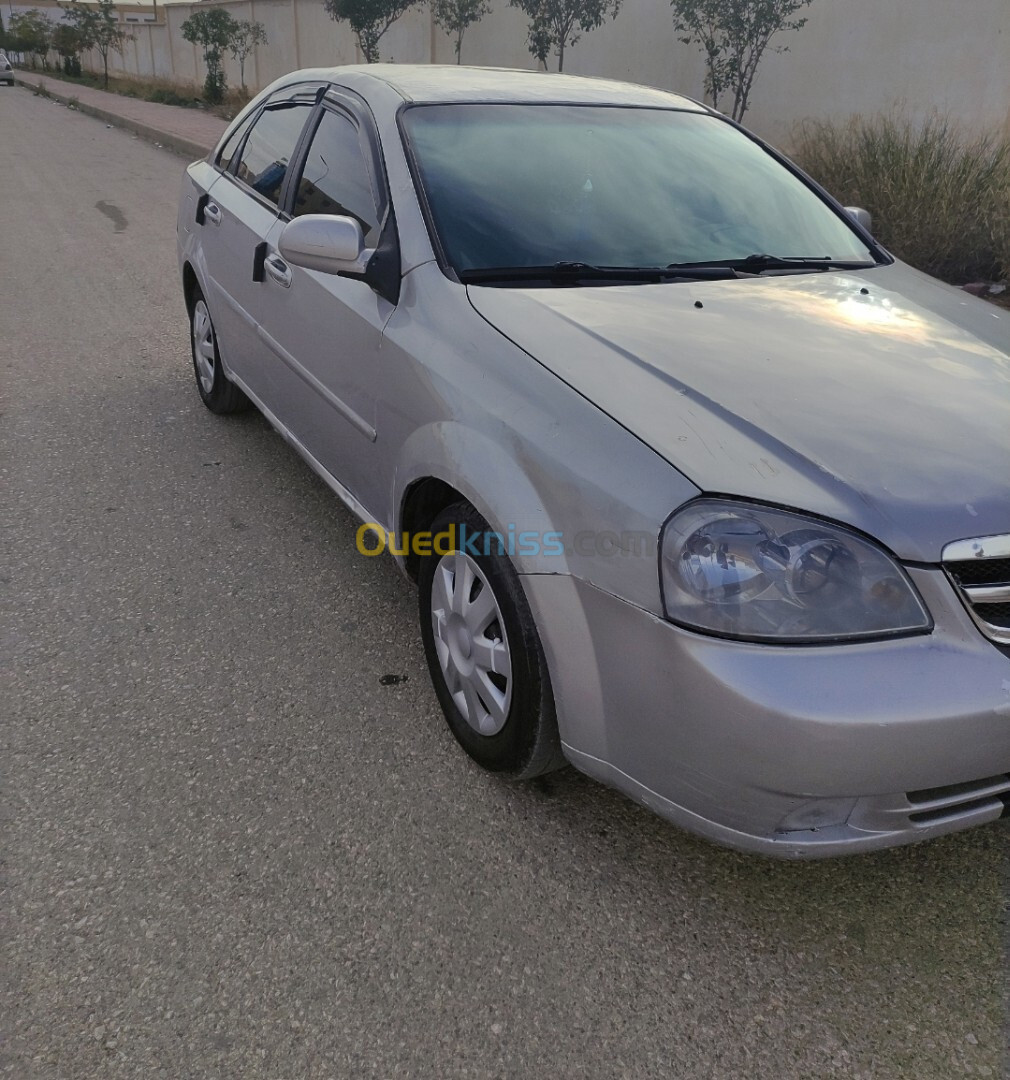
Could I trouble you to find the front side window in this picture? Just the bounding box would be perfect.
[402,104,875,276]
[291,109,381,246]
[234,103,312,207]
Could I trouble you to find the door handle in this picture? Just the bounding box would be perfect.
[264,253,292,289]
[203,201,222,226]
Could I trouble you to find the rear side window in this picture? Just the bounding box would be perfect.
[290,109,381,246]
[234,103,312,206]
[216,110,256,172]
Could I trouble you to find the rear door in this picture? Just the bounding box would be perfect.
[196,92,316,406]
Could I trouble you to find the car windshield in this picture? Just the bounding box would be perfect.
[401,104,875,278]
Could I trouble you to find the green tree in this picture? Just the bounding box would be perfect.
[52,22,84,75]
[9,11,53,70]
[509,0,620,72]
[0,12,14,58]
[63,0,129,89]
[670,0,813,122]
[180,7,238,103]
[322,0,416,63]
[228,19,267,93]
[432,0,491,63]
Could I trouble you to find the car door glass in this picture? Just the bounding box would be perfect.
[291,110,380,246]
[234,103,312,206]
[216,110,257,172]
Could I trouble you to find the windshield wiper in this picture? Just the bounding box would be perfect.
[459,261,741,285]
[667,253,878,273]
[741,253,879,271]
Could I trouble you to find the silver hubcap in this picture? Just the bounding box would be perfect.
[192,300,216,395]
[430,551,512,736]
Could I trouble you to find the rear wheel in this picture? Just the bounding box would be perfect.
[418,502,566,779]
[189,287,250,415]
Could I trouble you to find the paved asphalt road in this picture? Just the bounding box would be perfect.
[2,87,1007,1080]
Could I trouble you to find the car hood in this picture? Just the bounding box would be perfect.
[468,262,1010,562]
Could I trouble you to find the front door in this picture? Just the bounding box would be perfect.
[254,102,395,516]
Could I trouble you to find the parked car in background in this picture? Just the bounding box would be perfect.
[0,54,15,85]
[177,66,1010,858]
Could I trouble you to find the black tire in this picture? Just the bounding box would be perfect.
[188,286,250,415]
[418,501,566,779]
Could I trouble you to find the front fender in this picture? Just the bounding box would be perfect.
[379,263,699,616]
[393,421,573,575]
[392,415,697,616]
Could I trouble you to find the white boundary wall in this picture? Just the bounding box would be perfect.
[11,0,1010,144]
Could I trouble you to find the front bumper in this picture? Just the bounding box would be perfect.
[521,566,1010,857]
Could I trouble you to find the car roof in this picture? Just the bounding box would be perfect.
[289,64,706,110]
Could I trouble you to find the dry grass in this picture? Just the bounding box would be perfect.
[791,114,1010,285]
[69,70,251,118]
[101,72,203,107]
[208,88,253,122]
[50,69,204,108]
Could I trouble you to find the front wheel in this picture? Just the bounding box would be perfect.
[189,288,250,415]
[418,502,566,779]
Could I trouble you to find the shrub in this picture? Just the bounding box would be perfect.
[791,114,1010,284]
[202,68,226,104]
[147,86,195,107]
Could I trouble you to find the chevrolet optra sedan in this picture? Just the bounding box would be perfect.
[177,66,1010,857]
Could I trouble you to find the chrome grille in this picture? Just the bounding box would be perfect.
[943,534,1010,644]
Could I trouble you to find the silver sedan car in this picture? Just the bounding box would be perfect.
[177,66,1010,857]
[0,53,15,85]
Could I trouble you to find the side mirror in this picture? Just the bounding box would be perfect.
[278,214,374,276]
[845,206,873,234]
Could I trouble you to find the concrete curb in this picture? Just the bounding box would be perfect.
[14,76,210,161]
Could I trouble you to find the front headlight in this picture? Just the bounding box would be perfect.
[660,499,931,642]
